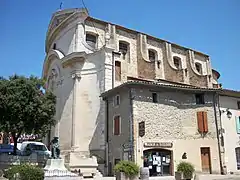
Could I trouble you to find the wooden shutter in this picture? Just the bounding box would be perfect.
[115,61,121,81]
[197,112,204,133]
[197,111,208,133]
[236,116,240,134]
[114,116,120,135]
[203,112,208,133]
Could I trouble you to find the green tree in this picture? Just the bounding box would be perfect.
[0,75,56,155]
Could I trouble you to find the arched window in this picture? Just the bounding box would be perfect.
[173,56,181,69]
[195,62,202,74]
[148,49,156,61]
[235,147,240,170]
[86,33,97,49]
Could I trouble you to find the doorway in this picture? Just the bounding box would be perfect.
[143,149,172,176]
[200,147,212,173]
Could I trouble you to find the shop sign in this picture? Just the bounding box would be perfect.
[144,142,172,148]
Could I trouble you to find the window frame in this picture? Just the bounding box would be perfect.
[119,41,129,54]
[195,62,202,74]
[148,49,156,61]
[113,115,121,136]
[237,101,240,109]
[86,33,97,48]
[195,94,205,105]
[173,56,182,69]
[113,94,120,107]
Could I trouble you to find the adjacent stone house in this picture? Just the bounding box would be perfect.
[101,80,222,177]
[219,89,240,174]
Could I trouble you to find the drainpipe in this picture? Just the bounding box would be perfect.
[213,92,224,174]
[104,98,109,175]
[129,88,135,161]
[216,93,226,174]
[112,52,115,89]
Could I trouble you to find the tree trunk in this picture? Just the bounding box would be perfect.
[13,135,18,155]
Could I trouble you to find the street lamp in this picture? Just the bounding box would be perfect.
[221,108,232,119]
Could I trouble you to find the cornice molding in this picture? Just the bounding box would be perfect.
[46,10,88,53]
[61,52,87,68]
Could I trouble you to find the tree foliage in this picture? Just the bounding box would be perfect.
[0,75,56,154]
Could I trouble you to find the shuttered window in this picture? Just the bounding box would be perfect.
[115,61,121,81]
[197,111,208,133]
[114,116,120,135]
[236,147,240,170]
[236,116,240,134]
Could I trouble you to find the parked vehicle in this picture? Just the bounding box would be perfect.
[0,144,21,155]
[20,141,51,157]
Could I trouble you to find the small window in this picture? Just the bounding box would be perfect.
[152,93,158,103]
[114,115,120,135]
[86,33,97,48]
[119,41,129,57]
[148,50,156,61]
[173,56,181,69]
[195,94,205,104]
[195,63,202,74]
[53,43,56,50]
[236,116,240,134]
[236,147,240,170]
[238,101,240,109]
[113,95,120,106]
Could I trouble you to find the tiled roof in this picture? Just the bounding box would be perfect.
[101,80,221,97]
[220,89,240,98]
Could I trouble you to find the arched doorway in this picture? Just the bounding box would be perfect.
[143,149,173,177]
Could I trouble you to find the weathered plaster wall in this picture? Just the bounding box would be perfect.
[220,95,240,174]
[54,26,76,55]
[106,90,131,165]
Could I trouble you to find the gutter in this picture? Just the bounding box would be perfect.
[213,92,224,174]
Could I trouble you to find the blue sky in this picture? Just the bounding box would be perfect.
[0,0,239,90]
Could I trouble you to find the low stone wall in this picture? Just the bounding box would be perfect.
[196,174,240,180]
[45,177,116,180]
[0,153,47,169]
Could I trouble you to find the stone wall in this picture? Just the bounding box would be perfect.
[131,87,220,173]
[106,86,221,174]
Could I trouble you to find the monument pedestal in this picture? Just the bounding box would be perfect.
[68,152,103,178]
[44,159,78,177]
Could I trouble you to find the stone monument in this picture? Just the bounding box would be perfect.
[51,137,60,159]
[44,137,78,177]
